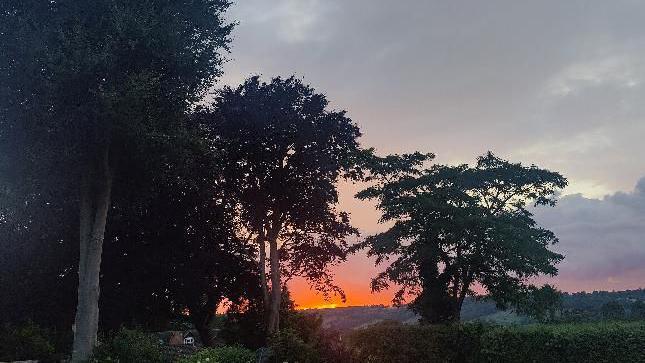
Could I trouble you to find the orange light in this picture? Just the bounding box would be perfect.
[297,303,338,310]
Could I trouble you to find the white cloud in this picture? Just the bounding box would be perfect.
[229,0,336,44]
[515,127,613,158]
[546,56,643,97]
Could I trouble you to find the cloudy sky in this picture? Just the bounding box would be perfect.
[220,0,645,307]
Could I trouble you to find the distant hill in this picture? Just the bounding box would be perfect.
[304,289,645,332]
[302,298,505,332]
[303,305,415,332]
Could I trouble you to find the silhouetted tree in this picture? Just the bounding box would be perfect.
[0,1,232,359]
[202,76,361,334]
[357,152,567,323]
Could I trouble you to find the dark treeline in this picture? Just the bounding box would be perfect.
[560,289,645,321]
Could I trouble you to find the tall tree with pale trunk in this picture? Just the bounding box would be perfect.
[0,1,232,360]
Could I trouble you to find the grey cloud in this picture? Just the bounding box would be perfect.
[221,1,645,290]
[222,0,645,194]
[534,177,645,288]
[606,177,645,212]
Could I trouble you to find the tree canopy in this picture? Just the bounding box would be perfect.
[357,152,568,323]
[201,75,362,333]
[1,1,233,359]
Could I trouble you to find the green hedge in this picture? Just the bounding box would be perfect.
[91,328,165,362]
[0,322,57,361]
[347,321,645,363]
[178,346,256,363]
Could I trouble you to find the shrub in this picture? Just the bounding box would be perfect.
[481,322,645,363]
[269,328,318,363]
[269,310,354,363]
[347,321,483,363]
[308,326,355,363]
[0,322,56,361]
[601,301,626,320]
[178,346,256,363]
[91,327,164,363]
[632,300,645,320]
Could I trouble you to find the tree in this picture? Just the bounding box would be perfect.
[630,300,645,320]
[1,120,258,346]
[601,301,625,320]
[202,76,362,334]
[99,135,259,345]
[516,285,563,322]
[0,1,233,359]
[356,152,567,323]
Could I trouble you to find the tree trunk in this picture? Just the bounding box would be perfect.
[267,234,281,334]
[190,297,219,347]
[194,319,215,347]
[257,231,269,313]
[71,147,113,362]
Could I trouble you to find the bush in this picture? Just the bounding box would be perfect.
[91,327,165,363]
[178,346,256,363]
[632,301,645,320]
[0,322,56,361]
[347,321,645,363]
[601,301,626,320]
[268,311,354,363]
[347,321,483,363]
[308,326,355,363]
[269,328,318,363]
[481,322,645,363]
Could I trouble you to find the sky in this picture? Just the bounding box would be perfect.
[219,0,645,308]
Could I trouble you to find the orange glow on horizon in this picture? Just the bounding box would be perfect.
[289,280,395,309]
[297,303,338,310]
[288,181,398,309]
[287,252,397,310]
[287,182,645,310]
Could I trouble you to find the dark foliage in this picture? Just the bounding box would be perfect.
[601,301,626,320]
[348,321,645,363]
[356,152,567,323]
[0,322,59,362]
[199,75,363,333]
[91,328,165,363]
[1,0,234,357]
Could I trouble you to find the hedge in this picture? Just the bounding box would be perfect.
[346,321,645,362]
[178,346,256,363]
[91,328,165,362]
[0,322,57,361]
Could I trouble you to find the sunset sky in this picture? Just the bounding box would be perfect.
[220,0,645,309]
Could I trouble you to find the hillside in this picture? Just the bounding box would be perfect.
[302,298,503,332]
[305,289,645,332]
